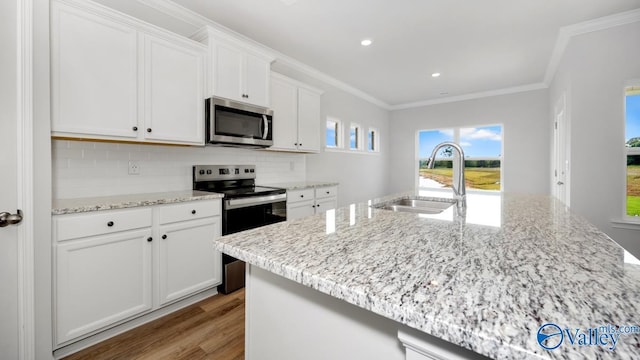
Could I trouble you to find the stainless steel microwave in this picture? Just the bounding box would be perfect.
[206,96,274,148]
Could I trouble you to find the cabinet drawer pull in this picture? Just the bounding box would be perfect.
[300,195,304,198]
[132,126,138,131]
[147,128,152,133]
[107,221,114,227]
[147,237,153,242]
[191,210,196,215]
[162,234,167,240]
[326,191,330,194]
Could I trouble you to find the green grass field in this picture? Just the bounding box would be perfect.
[419,167,501,191]
[628,165,640,216]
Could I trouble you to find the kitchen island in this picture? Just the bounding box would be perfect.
[215,192,640,360]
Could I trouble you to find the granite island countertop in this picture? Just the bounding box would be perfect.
[215,191,640,359]
[52,190,223,215]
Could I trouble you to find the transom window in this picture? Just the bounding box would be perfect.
[418,125,503,192]
[326,117,343,148]
[350,123,362,150]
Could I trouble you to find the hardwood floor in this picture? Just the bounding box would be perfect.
[63,289,245,360]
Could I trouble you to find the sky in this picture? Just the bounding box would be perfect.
[627,93,640,143]
[418,125,502,159]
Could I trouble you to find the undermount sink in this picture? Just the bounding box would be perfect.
[372,197,457,214]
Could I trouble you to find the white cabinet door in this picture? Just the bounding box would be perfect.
[157,218,221,306]
[143,35,205,145]
[315,198,337,214]
[55,229,152,344]
[297,87,321,152]
[51,2,138,138]
[214,43,244,102]
[270,76,298,150]
[244,53,270,107]
[287,200,316,221]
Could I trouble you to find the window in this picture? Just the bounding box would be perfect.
[625,86,640,217]
[368,128,379,152]
[350,123,362,150]
[418,125,502,192]
[326,118,342,148]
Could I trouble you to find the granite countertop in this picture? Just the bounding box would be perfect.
[215,191,640,359]
[262,181,339,191]
[52,190,223,215]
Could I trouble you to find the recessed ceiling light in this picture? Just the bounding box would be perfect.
[361,39,372,46]
[432,73,441,78]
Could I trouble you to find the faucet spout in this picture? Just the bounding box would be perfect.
[427,142,466,206]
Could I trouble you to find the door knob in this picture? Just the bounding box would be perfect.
[0,209,23,227]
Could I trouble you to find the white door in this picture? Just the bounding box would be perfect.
[1,0,25,357]
[553,95,570,206]
[297,87,322,152]
[143,35,204,144]
[214,43,243,101]
[270,76,298,150]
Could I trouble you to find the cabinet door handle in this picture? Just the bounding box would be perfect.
[300,195,304,198]
[326,191,330,194]
[132,126,138,131]
[191,210,196,215]
[162,234,167,240]
[107,221,114,227]
[147,237,153,242]
[147,128,152,133]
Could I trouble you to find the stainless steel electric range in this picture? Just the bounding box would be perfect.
[193,165,286,293]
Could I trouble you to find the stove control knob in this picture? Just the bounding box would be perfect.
[199,170,205,175]
[244,169,249,173]
[250,169,255,173]
[206,170,212,175]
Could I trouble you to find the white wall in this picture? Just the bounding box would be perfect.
[272,65,391,207]
[388,89,550,195]
[549,21,640,256]
[52,141,306,199]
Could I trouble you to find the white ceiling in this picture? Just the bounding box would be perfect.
[161,0,640,107]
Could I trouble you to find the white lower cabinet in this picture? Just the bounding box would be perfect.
[53,199,222,347]
[287,186,338,221]
[157,217,221,306]
[55,228,153,344]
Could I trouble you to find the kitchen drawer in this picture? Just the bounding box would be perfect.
[287,188,315,204]
[55,208,152,242]
[157,199,221,225]
[315,186,338,199]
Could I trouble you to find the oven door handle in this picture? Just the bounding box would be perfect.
[225,193,287,210]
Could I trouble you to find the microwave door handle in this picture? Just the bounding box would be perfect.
[262,115,269,140]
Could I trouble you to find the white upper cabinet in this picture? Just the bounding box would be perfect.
[143,35,204,144]
[192,26,274,108]
[51,1,138,138]
[271,76,299,150]
[297,87,322,152]
[51,0,206,145]
[269,72,323,152]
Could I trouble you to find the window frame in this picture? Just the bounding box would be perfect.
[325,117,343,149]
[624,83,640,220]
[349,123,362,151]
[367,127,379,152]
[416,124,504,194]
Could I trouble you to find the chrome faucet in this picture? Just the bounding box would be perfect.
[427,142,466,208]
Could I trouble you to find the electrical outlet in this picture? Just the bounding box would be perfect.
[128,161,140,175]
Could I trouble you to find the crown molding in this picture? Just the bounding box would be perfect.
[136,0,391,110]
[390,83,548,110]
[135,1,640,111]
[544,8,640,85]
